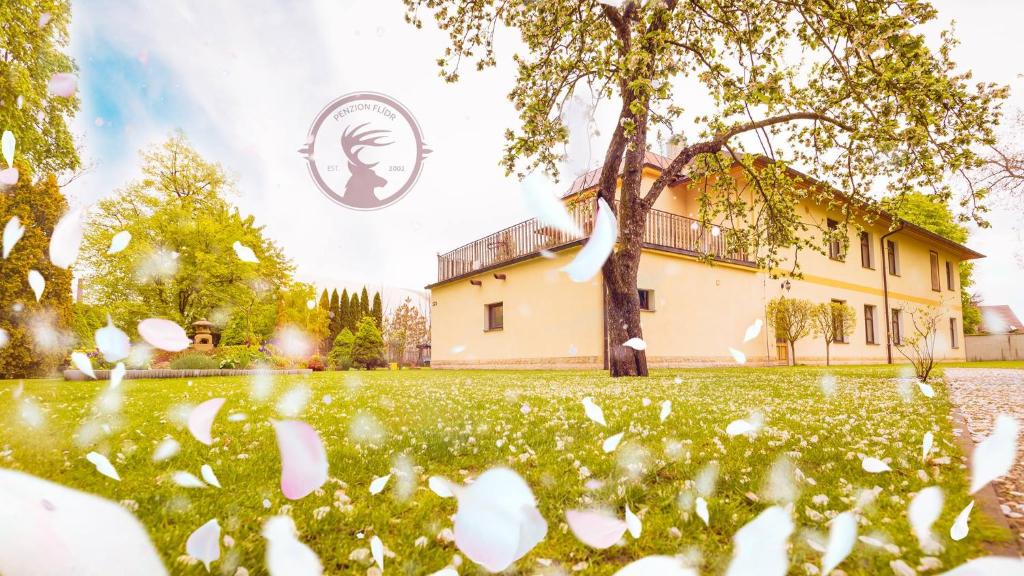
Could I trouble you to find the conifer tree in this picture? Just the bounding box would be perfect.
[339,289,350,332]
[371,292,383,328]
[360,286,370,320]
[349,292,360,329]
[352,315,386,369]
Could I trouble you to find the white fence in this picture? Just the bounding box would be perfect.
[964,333,1024,361]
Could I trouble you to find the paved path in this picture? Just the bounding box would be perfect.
[944,368,1024,548]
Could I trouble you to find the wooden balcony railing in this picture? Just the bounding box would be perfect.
[436,201,753,283]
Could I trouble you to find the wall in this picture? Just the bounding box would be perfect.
[965,334,1024,361]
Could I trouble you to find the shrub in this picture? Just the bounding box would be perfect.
[306,355,325,371]
[328,328,355,370]
[169,352,219,370]
[352,316,386,370]
[214,345,269,369]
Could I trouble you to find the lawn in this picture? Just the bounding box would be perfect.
[938,360,1024,370]
[0,366,1007,575]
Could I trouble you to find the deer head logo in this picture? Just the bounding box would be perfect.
[340,123,392,208]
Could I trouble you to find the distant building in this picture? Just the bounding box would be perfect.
[979,305,1022,334]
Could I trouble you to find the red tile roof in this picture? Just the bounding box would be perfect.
[979,305,1023,334]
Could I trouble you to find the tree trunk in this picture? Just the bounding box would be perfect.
[603,197,648,377]
[789,340,796,366]
[825,342,831,366]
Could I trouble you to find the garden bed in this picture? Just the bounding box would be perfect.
[62,368,312,381]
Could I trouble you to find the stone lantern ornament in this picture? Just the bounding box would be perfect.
[192,319,215,352]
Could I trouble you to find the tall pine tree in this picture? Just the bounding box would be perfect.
[360,287,370,320]
[350,292,361,329]
[371,292,383,329]
[339,289,350,332]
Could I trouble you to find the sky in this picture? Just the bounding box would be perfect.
[64,0,1024,316]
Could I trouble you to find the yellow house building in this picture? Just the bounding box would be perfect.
[427,153,983,369]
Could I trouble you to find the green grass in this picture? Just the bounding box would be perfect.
[938,360,1024,370]
[0,366,1007,575]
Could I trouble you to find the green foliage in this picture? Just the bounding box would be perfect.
[0,1,80,174]
[812,301,857,366]
[359,287,370,320]
[336,289,349,334]
[275,282,330,345]
[766,296,814,365]
[352,316,385,369]
[371,292,383,328]
[169,352,219,370]
[0,169,74,377]
[70,302,108,351]
[328,328,355,370]
[349,293,360,329]
[213,345,269,369]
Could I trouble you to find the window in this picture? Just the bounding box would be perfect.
[891,308,902,345]
[638,289,654,311]
[929,251,940,292]
[832,299,848,343]
[946,261,955,291]
[485,302,503,331]
[827,219,844,261]
[859,231,874,269]
[886,240,900,276]
[950,317,959,349]
[864,305,877,344]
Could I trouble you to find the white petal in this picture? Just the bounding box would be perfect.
[614,556,696,576]
[0,167,18,186]
[49,208,85,269]
[233,241,259,263]
[603,432,624,453]
[695,496,710,526]
[370,535,384,571]
[743,319,763,343]
[187,398,226,446]
[0,468,166,574]
[428,475,455,498]
[728,347,747,364]
[821,511,857,575]
[725,506,793,576]
[624,505,642,539]
[522,172,581,235]
[172,471,206,488]
[186,518,221,571]
[565,509,627,549]
[908,486,944,548]
[1,130,14,167]
[918,382,935,398]
[95,316,131,362]
[561,197,616,282]
[0,328,8,349]
[85,452,120,481]
[152,439,180,462]
[262,516,323,576]
[970,415,1020,494]
[861,457,891,473]
[271,419,328,500]
[107,230,131,254]
[726,419,755,437]
[109,362,127,389]
[582,396,607,426]
[3,216,24,258]
[47,73,78,97]
[622,337,647,351]
[922,431,934,461]
[27,269,45,301]
[659,400,672,423]
[70,351,96,379]
[138,318,191,352]
[369,474,391,495]
[950,500,974,541]
[201,464,221,488]
[941,556,1024,575]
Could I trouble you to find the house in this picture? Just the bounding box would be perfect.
[978,305,1023,334]
[426,153,982,369]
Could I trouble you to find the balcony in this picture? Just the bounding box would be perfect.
[435,201,755,284]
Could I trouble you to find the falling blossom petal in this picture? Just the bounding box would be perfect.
[743,319,763,343]
[153,439,180,462]
[623,337,647,351]
[70,351,96,379]
[271,419,328,500]
[263,515,323,576]
[970,415,1020,494]
[201,464,221,488]
[908,486,944,549]
[186,518,220,572]
[449,467,547,573]
[172,471,206,488]
[0,167,18,186]
[109,362,126,389]
[950,500,974,541]
[562,197,616,282]
[3,216,24,258]
[86,452,120,481]
[0,468,166,574]
[27,269,44,301]
[695,496,710,526]
[233,241,259,263]
[923,431,934,461]
[429,476,455,498]
[725,506,793,576]
[918,382,935,398]
[566,509,627,549]
[370,535,384,571]
[188,398,226,446]
[369,474,391,495]
[107,230,131,254]
[614,556,696,576]
[821,511,857,575]
[624,505,642,539]
[522,172,581,235]
[47,73,78,97]
[95,315,130,362]
[138,318,191,352]
[49,208,85,269]
[726,419,756,437]
[728,347,747,364]
[1,130,14,167]
[861,457,891,473]
[582,396,606,426]
[659,400,671,422]
[0,328,8,349]
[942,557,1024,575]
[603,432,624,453]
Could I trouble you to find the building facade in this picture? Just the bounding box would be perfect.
[427,154,982,369]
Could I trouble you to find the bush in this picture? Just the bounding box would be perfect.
[328,328,355,370]
[214,345,269,369]
[306,355,325,371]
[169,352,219,370]
[352,316,386,370]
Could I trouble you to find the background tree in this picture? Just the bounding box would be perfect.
[0,168,74,377]
[371,291,383,328]
[275,281,330,349]
[359,287,370,320]
[766,296,813,366]
[384,296,429,364]
[407,0,1005,376]
[219,279,277,346]
[0,0,80,175]
[894,302,944,382]
[811,301,856,366]
[882,192,980,333]
[337,289,349,333]
[352,315,386,369]
[80,133,292,334]
[328,327,355,370]
[349,292,360,330]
